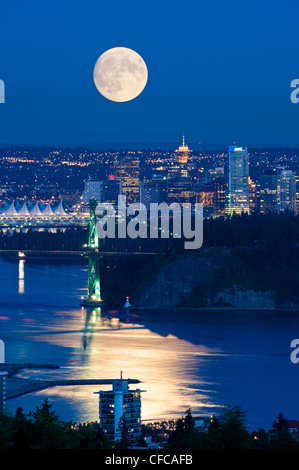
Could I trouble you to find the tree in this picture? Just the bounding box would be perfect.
[73,422,112,449]
[198,415,222,449]
[167,419,185,449]
[184,408,195,433]
[0,410,13,448]
[115,415,130,449]
[218,405,250,449]
[0,400,114,449]
[269,412,296,449]
[12,407,33,449]
[29,399,71,449]
[250,428,268,449]
[167,409,200,449]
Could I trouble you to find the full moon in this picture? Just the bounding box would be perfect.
[93,47,148,102]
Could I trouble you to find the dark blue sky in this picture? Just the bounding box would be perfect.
[0,0,298,148]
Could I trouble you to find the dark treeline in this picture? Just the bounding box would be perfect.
[166,407,299,450]
[100,211,299,306]
[0,211,298,253]
[0,227,88,251]
[201,211,299,306]
[0,212,298,305]
[0,399,112,449]
[0,400,298,449]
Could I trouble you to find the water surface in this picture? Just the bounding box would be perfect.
[0,255,298,431]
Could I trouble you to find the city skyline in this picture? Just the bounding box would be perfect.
[2,0,299,454]
[0,140,298,224]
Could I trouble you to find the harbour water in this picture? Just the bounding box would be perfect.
[0,255,299,432]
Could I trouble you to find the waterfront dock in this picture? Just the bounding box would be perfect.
[1,363,140,400]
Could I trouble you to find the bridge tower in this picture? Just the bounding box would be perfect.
[80,199,104,307]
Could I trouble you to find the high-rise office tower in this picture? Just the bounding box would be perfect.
[258,169,278,213]
[83,177,122,205]
[96,374,145,445]
[167,178,195,205]
[167,137,195,205]
[277,169,296,213]
[102,175,122,205]
[83,179,103,203]
[208,167,225,181]
[140,174,168,210]
[200,167,227,217]
[214,176,227,217]
[197,182,215,217]
[228,145,250,215]
[249,177,258,213]
[169,135,192,179]
[197,176,227,218]
[167,162,189,180]
[114,156,140,204]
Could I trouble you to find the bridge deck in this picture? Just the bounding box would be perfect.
[0,249,156,256]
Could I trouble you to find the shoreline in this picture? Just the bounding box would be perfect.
[117,306,299,313]
[1,252,298,313]
[1,363,140,400]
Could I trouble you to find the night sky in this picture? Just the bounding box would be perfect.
[0,0,298,148]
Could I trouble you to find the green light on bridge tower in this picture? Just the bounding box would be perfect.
[88,198,99,250]
[87,251,101,301]
[80,199,104,307]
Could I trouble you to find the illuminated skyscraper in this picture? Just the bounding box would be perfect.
[197,182,215,217]
[228,146,250,215]
[196,175,227,218]
[208,167,225,181]
[174,134,192,163]
[83,178,103,202]
[83,177,121,205]
[258,169,278,213]
[200,167,227,217]
[214,176,227,217]
[249,177,258,213]
[102,175,122,205]
[277,169,296,213]
[140,174,167,210]
[166,136,195,205]
[114,156,140,204]
[96,374,145,445]
[167,161,189,180]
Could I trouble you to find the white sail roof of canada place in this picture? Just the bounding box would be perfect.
[18,202,30,216]
[29,202,42,215]
[15,201,22,212]
[5,202,18,215]
[1,200,69,217]
[53,201,67,215]
[41,202,53,215]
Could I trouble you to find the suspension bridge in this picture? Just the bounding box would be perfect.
[0,199,159,307]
